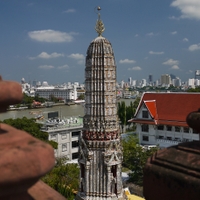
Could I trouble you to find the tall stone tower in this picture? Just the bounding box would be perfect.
[76,7,123,200]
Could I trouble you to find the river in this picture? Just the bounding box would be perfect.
[0,99,135,121]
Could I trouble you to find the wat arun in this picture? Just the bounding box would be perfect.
[76,7,123,200]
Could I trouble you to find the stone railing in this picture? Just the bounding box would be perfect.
[0,76,65,199]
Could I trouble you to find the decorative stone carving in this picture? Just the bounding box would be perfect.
[76,11,123,199]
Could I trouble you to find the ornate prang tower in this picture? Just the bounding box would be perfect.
[76,7,123,200]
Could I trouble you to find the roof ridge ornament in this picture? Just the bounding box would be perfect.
[95,6,105,37]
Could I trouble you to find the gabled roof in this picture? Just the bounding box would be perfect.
[143,100,157,119]
[130,92,200,127]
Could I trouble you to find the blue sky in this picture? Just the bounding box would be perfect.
[1,0,200,84]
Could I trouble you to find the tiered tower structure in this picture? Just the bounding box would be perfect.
[76,7,123,200]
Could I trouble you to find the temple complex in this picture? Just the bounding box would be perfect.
[76,7,123,200]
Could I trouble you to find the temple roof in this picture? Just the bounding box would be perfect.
[130,92,200,127]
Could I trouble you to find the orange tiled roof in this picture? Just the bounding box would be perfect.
[131,92,200,126]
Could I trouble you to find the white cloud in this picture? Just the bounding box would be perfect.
[146,32,159,36]
[183,38,189,42]
[135,34,139,37]
[171,31,177,35]
[64,9,76,13]
[38,65,54,69]
[171,65,180,69]
[128,66,142,71]
[149,51,164,55]
[68,53,84,60]
[57,64,69,70]
[68,53,85,65]
[171,0,200,20]
[30,52,64,59]
[119,59,136,64]
[169,16,180,20]
[78,60,84,65]
[188,43,200,51]
[28,30,74,43]
[163,59,179,66]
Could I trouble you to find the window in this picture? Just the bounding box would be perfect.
[167,126,172,131]
[184,127,189,133]
[141,124,149,132]
[158,136,164,139]
[62,144,67,152]
[72,141,79,148]
[192,129,199,134]
[167,137,172,140]
[174,137,181,142]
[158,125,164,130]
[142,110,148,118]
[72,152,79,159]
[143,135,149,141]
[72,131,80,137]
[175,126,180,132]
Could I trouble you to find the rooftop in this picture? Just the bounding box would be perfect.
[130,92,200,127]
[39,117,83,132]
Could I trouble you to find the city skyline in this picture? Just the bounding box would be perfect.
[1,0,200,84]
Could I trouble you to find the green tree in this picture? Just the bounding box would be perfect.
[117,101,126,132]
[126,101,135,129]
[187,87,200,92]
[122,135,158,186]
[2,117,57,149]
[42,157,79,200]
[77,94,85,100]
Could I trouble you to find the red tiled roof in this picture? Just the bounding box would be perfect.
[131,92,200,126]
[144,100,157,119]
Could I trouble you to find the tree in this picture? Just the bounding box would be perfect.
[187,87,200,92]
[41,157,79,200]
[117,98,140,133]
[2,117,57,149]
[117,101,126,132]
[77,94,85,100]
[122,135,158,186]
[126,101,135,129]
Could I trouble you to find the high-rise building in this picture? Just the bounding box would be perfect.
[128,77,132,86]
[76,7,123,200]
[160,74,171,86]
[148,74,153,83]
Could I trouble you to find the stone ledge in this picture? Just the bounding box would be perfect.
[28,180,66,200]
[143,141,200,200]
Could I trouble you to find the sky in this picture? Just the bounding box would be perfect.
[1,0,200,85]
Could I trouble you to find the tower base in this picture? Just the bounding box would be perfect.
[75,192,124,200]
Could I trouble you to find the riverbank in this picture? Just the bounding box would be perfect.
[0,98,135,121]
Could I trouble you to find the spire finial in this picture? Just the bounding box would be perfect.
[95,6,105,37]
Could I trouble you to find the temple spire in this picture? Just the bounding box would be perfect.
[95,6,105,36]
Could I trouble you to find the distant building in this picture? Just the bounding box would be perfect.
[35,85,77,101]
[129,92,200,148]
[149,74,153,83]
[172,77,181,87]
[141,79,147,87]
[41,116,83,161]
[195,70,200,79]
[188,78,196,87]
[128,77,132,86]
[160,74,171,86]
